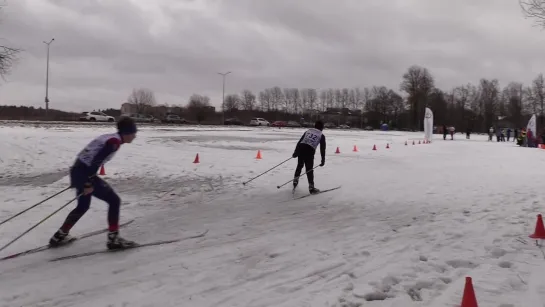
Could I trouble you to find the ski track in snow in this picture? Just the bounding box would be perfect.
[1,124,545,306]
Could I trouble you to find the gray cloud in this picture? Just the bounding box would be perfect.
[1,0,545,112]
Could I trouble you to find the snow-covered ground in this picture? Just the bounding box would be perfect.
[0,124,544,307]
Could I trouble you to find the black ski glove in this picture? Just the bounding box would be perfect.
[292,152,298,158]
[320,158,325,167]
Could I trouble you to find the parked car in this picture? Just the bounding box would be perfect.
[148,115,161,123]
[250,118,270,126]
[286,121,301,127]
[121,113,155,123]
[224,118,244,125]
[80,111,115,122]
[271,121,286,127]
[163,114,184,124]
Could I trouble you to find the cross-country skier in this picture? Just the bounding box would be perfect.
[49,117,138,250]
[292,120,326,194]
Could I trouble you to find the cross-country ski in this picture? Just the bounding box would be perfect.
[293,186,341,200]
[50,229,208,262]
[279,186,341,203]
[0,219,135,261]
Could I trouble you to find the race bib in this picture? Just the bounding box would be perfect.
[77,133,120,166]
[300,129,322,149]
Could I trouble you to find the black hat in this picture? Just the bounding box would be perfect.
[117,116,137,135]
[314,120,324,131]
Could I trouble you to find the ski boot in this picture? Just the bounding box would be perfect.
[309,184,320,195]
[291,179,299,195]
[49,229,75,247]
[107,231,137,250]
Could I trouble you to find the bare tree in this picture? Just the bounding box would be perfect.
[362,87,371,111]
[341,88,350,109]
[319,90,327,111]
[240,89,256,110]
[259,89,272,111]
[334,89,342,108]
[520,0,545,28]
[369,86,389,115]
[349,89,357,110]
[127,88,156,114]
[502,82,524,128]
[326,89,335,109]
[187,94,211,123]
[525,73,545,124]
[283,88,293,112]
[0,46,19,79]
[476,79,501,130]
[306,88,318,111]
[452,83,476,129]
[389,90,405,125]
[400,65,435,130]
[0,4,21,79]
[453,84,474,110]
[364,86,404,126]
[224,94,240,112]
[283,88,300,113]
[292,88,301,113]
[270,87,283,110]
[187,94,210,108]
[428,89,448,125]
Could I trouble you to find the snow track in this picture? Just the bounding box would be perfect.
[1,125,545,306]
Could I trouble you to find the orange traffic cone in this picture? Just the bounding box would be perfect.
[405,141,408,146]
[372,144,377,151]
[386,143,390,149]
[99,165,106,175]
[193,154,200,163]
[256,150,262,159]
[418,140,421,144]
[353,145,358,152]
[335,147,340,154]
[460,277,478,307]
[412,140,415,145]
[530,214,545,240]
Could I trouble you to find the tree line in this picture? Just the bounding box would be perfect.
[125,65,544,132]
[3,66,541,130]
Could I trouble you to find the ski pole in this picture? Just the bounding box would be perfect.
[276,165,321,189]
[0,193,82,254]
[0,186,71,227]
[242,157,293,185]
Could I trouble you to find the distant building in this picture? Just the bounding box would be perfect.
[121,103,137,114]
[321,107,362,125]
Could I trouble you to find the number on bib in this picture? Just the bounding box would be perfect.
[301,130,322,148]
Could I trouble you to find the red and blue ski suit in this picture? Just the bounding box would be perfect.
[60,133,123,233]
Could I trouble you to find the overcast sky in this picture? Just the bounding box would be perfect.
[1,0,545,112]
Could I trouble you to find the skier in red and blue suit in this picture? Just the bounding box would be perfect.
[49,117,138,250]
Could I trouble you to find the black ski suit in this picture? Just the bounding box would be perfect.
[292,128,326,186]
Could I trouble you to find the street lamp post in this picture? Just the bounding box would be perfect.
[43,38,54,116]
[218,71,231,124]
